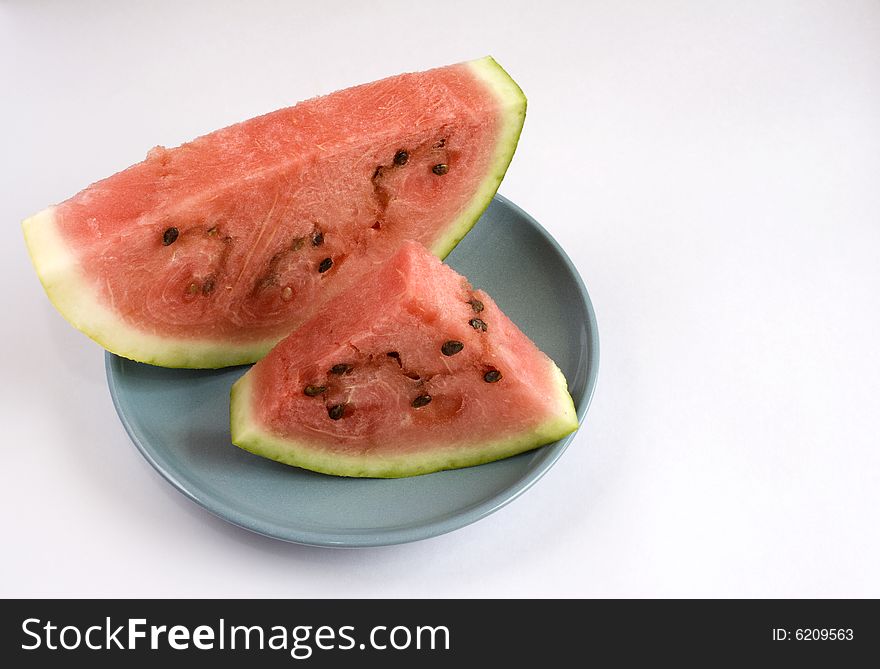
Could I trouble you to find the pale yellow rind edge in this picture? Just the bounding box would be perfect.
[430,56,528,258]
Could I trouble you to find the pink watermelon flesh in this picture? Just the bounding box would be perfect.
[22,57,526,368]
[230,241,578,478]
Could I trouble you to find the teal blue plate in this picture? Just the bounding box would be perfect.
[105,195,599,547]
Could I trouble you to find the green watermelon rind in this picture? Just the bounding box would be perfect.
[21,57,526,369]
[229,361,578,479]
[431,56,527,259]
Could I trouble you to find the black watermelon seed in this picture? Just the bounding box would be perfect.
[303,385,326,397]
[432,163,449,176]
[469,299,484,313]
[387,351,400,359]
[441,340,464,356]
[484,369,502,383]
[404,371,421,381]
[162,227,179,246]
[469,318,488,332]
[393,150,409,166]
[329,363,352,375]
[328,404,345,420]
[411,394,432,408]
[312,231,324,247]
[318,257,333,273]
[202,278,215,295]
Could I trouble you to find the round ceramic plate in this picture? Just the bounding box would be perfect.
[106,195,599,547]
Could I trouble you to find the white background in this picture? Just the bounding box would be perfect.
[2,0,878,597]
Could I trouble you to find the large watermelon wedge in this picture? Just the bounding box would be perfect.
[230,241,578,478]
[22,57,525,368]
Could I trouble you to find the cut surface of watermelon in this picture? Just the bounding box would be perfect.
[22,57,526,368]
[230,241,578,478]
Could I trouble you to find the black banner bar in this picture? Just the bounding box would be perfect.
[1,599,876,666]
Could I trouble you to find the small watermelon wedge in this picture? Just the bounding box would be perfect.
[22,57,526,368]
[230,241,578,478]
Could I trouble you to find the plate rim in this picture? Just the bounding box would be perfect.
[105,194,600,548]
